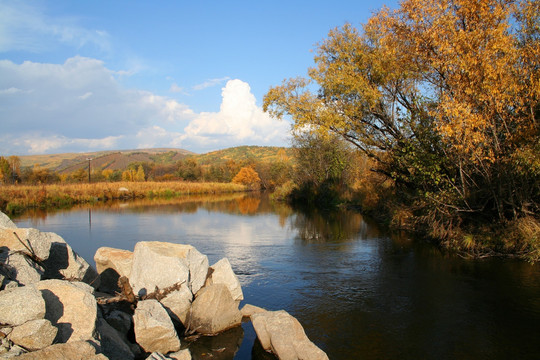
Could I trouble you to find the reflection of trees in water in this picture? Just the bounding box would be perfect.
[290,207,383,244]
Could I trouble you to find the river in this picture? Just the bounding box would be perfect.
[12,193,540,359]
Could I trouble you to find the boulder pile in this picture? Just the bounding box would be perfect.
[0,210,328,360]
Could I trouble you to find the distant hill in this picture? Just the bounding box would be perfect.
[19,148,194,173]
[17,146,292,173]
[189,146,293,166]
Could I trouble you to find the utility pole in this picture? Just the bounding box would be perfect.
[87,158,92,183]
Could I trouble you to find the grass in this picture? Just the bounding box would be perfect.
[0,181,247,215]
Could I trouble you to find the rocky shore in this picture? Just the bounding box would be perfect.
[0,211,328,360]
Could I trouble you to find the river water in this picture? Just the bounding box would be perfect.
[12,193,540,359]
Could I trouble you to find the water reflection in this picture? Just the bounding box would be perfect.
[11,193,540,360]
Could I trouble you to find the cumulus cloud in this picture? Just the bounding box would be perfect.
[0,57,290,155]
[181,79,291,151]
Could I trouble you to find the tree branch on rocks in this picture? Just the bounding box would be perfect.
[96,276,185,305]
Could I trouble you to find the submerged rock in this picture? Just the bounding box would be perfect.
[188,283,242,335]
[251,310,329,360]
[133,299,181,354]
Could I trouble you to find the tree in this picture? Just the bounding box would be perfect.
[134,165,145,182]
[264,0,539,227]
[232,167,261,188]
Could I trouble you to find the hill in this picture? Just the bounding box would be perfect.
[17,146,292,173]
[19,148,194,173]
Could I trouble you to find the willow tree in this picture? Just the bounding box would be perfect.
[264,0,539,229]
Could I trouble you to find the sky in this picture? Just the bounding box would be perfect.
[0,0,397,155]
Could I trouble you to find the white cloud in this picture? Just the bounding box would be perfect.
[0,1,110,53]
[181,79,291,151]
[193,77,230,91]
[0,57,290,155]
[169,83,185,94]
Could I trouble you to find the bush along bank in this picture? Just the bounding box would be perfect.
[0,211,329,360]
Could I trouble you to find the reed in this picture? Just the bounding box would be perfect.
[0,181,246,214]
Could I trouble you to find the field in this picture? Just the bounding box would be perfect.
[0,181,246,215]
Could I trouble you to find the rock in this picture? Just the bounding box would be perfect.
[251,310,329,360]
[0,228,51,261]
[145,353,168,360]
[37,279,97,343]
[104,310,132,337]
[130,242,208,297]
[0,344,26,358]
[133,299,180,354]
[168,349,192,360]
[188,326,242,360]
[0,212,16,229]
[94,247,133,294]
[14,341,108,360]
[187,283,242,335]
[0,252,44,286]
[240,303,267,318]
[9,319,57,351]
[41,232,99,286]
[159,283,192,326]
[0,286,45,326]
[96,316,134,360]
[205,258,243,302]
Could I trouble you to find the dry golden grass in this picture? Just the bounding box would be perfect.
[0,181,246,214]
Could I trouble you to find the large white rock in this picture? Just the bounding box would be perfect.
[187,283,242,335]
[0,286,45,326]
[251,310,329,360]
[37,279,98,343]
[0,252,44,286]
[94,247,133,278]
[42,231,99,286]
[0,211,16,229]
[205,258,243,302]
[15,341,108,360]
[130,242,208,297]
[0,228,51,261]
[9,319,57,351]
[159,283,192,326]
[94,247,133,293]
[133,299,181,354]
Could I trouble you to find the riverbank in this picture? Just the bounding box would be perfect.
[0,181,246,215]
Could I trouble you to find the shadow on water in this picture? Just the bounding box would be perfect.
[12,192,540,360]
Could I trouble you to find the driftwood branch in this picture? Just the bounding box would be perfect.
[12,232,44,265]
[96,276,185,305]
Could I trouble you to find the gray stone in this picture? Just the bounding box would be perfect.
[130,242,208,297]
[37,279,98,343]
[133,299,180,354]
[9,319,57,351]
[104,310,132,336]
[96,316,134,360]
[188,283,242,335]
[251,310,329,360]
[0,228,51,261]
[0,252,43,286]
[0,344,26,358]
[159,283,192,326]
[205,258,243,302]
[0,212,16,229]
[145,353,168,360]
[0,286,45,326]
[14,341,107,360]
[41,232,99,286]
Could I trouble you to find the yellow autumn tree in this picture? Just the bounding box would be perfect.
[264,0,539,243]
[232,167,261,188]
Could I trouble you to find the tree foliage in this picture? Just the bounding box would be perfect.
[264,0,539,236]
[232,167,261,188]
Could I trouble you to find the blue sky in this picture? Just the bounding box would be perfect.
[0,0,397,155]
